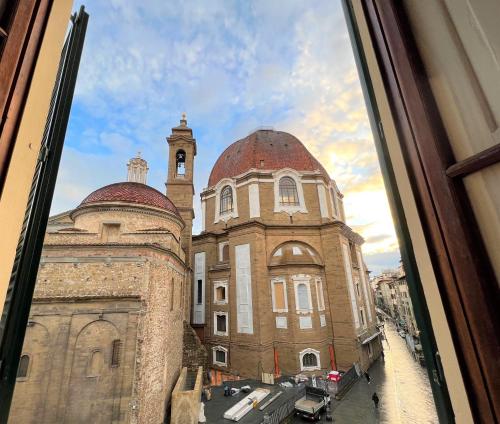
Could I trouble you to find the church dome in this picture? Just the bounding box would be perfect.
[78,182,180,216]
[208,130,330,187]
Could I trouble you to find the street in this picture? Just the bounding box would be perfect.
[292,322,439,423]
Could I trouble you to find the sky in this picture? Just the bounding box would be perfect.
[53,0,400,275]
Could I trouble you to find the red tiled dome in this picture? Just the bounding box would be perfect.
[208,130,330,187]
[78,182,180,216]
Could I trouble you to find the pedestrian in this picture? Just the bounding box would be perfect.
[372,392,380,408]
[365,371,371,384]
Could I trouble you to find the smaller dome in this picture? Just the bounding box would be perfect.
[78,182,180,217]
[270,242,323,267]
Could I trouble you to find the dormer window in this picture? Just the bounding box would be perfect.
[279,177,299,206]
[176,150,186,177]
[220,186,233,214]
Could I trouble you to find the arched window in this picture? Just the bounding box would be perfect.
[17,354,30,378]
[302,352,318,367]
[279,177,299,206]
[297,283,310,310]
[220,186,233,213]
[176,150,186,176]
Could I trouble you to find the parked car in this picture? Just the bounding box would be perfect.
[294,386,330,421]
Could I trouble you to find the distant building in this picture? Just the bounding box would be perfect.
[372,263,422,362]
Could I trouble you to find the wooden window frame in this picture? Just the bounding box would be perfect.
[0,0,52,195]
[348,1,499,421]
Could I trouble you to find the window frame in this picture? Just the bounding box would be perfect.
[213,280,228,305]
[273,169,307,214]
[270,277,288,313]
[292,275,313,314]
[220,185,233,214]
[16,354,30,381]
[214,311,229,337]
[278,176,300,206]
[212,345,228,367]
[214,178,238,223]
[299,348,321,371]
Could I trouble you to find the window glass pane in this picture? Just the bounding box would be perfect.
[217,315,226,332]
[216,350,226,363]
[303,353,317,367]
[197,279,202,304]
[220,186,233,213]
[279,177,299,205]
[297,283,309,310]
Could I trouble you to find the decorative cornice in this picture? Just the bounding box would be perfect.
[194,219,365,244]
[71,203,185,229]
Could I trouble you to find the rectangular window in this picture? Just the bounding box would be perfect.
[111,340,121,367]
[213,346,228,366]
[197,279,202,304]
[214,281,228,305]
[216,350,226,364]
[360,308,366,327]
[217,315,226,332]
[214,312,228,336]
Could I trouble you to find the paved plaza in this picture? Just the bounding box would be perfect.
[293,322,439,423]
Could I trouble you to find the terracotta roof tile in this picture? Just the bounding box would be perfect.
[78,182,180,217]
[208,130,330,187]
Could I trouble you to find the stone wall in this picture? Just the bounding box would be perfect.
[9,299,140,424]
[182,321,208,372]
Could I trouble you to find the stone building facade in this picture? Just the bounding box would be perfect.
[9,119,195,424]
[192,130,381,380]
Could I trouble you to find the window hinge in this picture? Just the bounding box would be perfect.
[377,121,385,140]
[38,145,49,163]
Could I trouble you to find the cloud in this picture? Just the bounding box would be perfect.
[53,0,400,272]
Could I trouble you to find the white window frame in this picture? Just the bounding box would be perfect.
[213,280,228,305]
[320,314,326,327]
[214,312,229,336]
[292,275,313,314]
[299,348,321,371]
[212,346,228,367]
[275,316,287,329]
[299,316,313,329]
[315,277,325,311]
[273,169,307,214]
[271,277,288,313]
[214,178,238,223]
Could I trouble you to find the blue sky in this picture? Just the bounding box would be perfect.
[54,0,400,274]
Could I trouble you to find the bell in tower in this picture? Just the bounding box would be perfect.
[166,113,196,266]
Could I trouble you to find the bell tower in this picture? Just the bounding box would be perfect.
[166,113,196,266]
